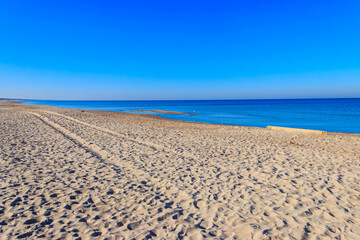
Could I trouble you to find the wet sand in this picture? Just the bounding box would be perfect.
[0,100,360,239]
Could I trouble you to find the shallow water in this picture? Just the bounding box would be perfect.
[21,98,360,133]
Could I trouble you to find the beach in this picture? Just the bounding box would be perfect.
[1,100,360,239]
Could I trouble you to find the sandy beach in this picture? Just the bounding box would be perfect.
[0,100,360,239]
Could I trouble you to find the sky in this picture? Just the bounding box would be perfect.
[1,0,360,100]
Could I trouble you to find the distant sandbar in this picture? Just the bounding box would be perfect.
[128,109,194,115]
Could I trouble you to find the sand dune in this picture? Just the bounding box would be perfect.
[0,100,360,239]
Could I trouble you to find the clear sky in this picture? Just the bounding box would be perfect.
[1,0,360,100]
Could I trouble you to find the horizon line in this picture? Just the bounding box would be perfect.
[5,97,360,102]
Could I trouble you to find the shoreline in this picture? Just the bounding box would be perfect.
[16,100,360,135]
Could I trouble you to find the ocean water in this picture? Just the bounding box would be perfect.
[21,98,360,133]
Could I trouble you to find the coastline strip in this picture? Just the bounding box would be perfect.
[33,110,360,157]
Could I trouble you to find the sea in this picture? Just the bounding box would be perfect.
[21,98,360,133]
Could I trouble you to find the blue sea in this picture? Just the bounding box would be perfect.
[21,98,360,133]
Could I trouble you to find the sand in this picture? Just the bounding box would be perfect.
[0,100,359,239]
[266,126,328,135]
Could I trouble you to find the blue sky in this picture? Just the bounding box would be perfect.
[1,0,359,100]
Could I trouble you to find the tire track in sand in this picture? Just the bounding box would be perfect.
[39,110,198,160]
[26,111,200,233]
